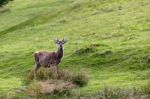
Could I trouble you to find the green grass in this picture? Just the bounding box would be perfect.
[0,0,150,96]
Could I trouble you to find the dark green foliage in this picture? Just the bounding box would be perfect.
[74,44,99,55]
[75,47,96,55]
[142,54,150,64]
[92,50,113,57]
[0,0,13,7]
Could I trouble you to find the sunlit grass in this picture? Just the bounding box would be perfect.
[0,0,150,96]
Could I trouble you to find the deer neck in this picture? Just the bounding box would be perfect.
[57,45,63,59]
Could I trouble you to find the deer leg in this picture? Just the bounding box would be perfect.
[34,63,41,79]
[34,53,40,75]
[35,63,41,73]
[56,65,59,75]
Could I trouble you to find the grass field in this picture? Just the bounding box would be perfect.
[0,0,150,96]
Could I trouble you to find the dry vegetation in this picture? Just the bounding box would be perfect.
[4,67,88,98]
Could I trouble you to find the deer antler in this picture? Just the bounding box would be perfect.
[62,38,67,43]
[54,38,59,44]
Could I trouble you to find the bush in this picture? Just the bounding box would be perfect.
[71,72,88,87]
[0,0,13,7]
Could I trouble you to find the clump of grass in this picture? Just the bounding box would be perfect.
[75,46,97,55]
[36,67,57,80]
[70,1,81,11]
[36,68,50,80]
[18,69,88,98]
[22,70,35,85]
[23,67,57,84]
[142,54,150,64]
[53,88,71,97]
[58,69,73,81]
[74,43,105,55]
[71,72,88,87]
[88,86,150,99]
[75,47,96,55]
[92,50,113,57]
[26,81,42,97]
[140,82,150,94]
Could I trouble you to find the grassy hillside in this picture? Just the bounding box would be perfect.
[0,0,150,95]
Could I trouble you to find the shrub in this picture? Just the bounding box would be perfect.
[71,72,88,87]
[0,0,13,7]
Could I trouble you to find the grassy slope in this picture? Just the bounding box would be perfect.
[0,0,150,95]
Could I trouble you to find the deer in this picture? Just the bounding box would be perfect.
[34,38,67,76]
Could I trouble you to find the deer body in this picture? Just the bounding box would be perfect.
[34,39,66,74]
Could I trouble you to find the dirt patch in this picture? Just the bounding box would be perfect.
[39,80,76,94]
[20,69,88,97]
[25,79,77,97]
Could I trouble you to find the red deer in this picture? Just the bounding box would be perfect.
[34,38,67,75]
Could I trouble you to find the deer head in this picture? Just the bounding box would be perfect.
[54,38,67,59]
[54,38,67,46]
